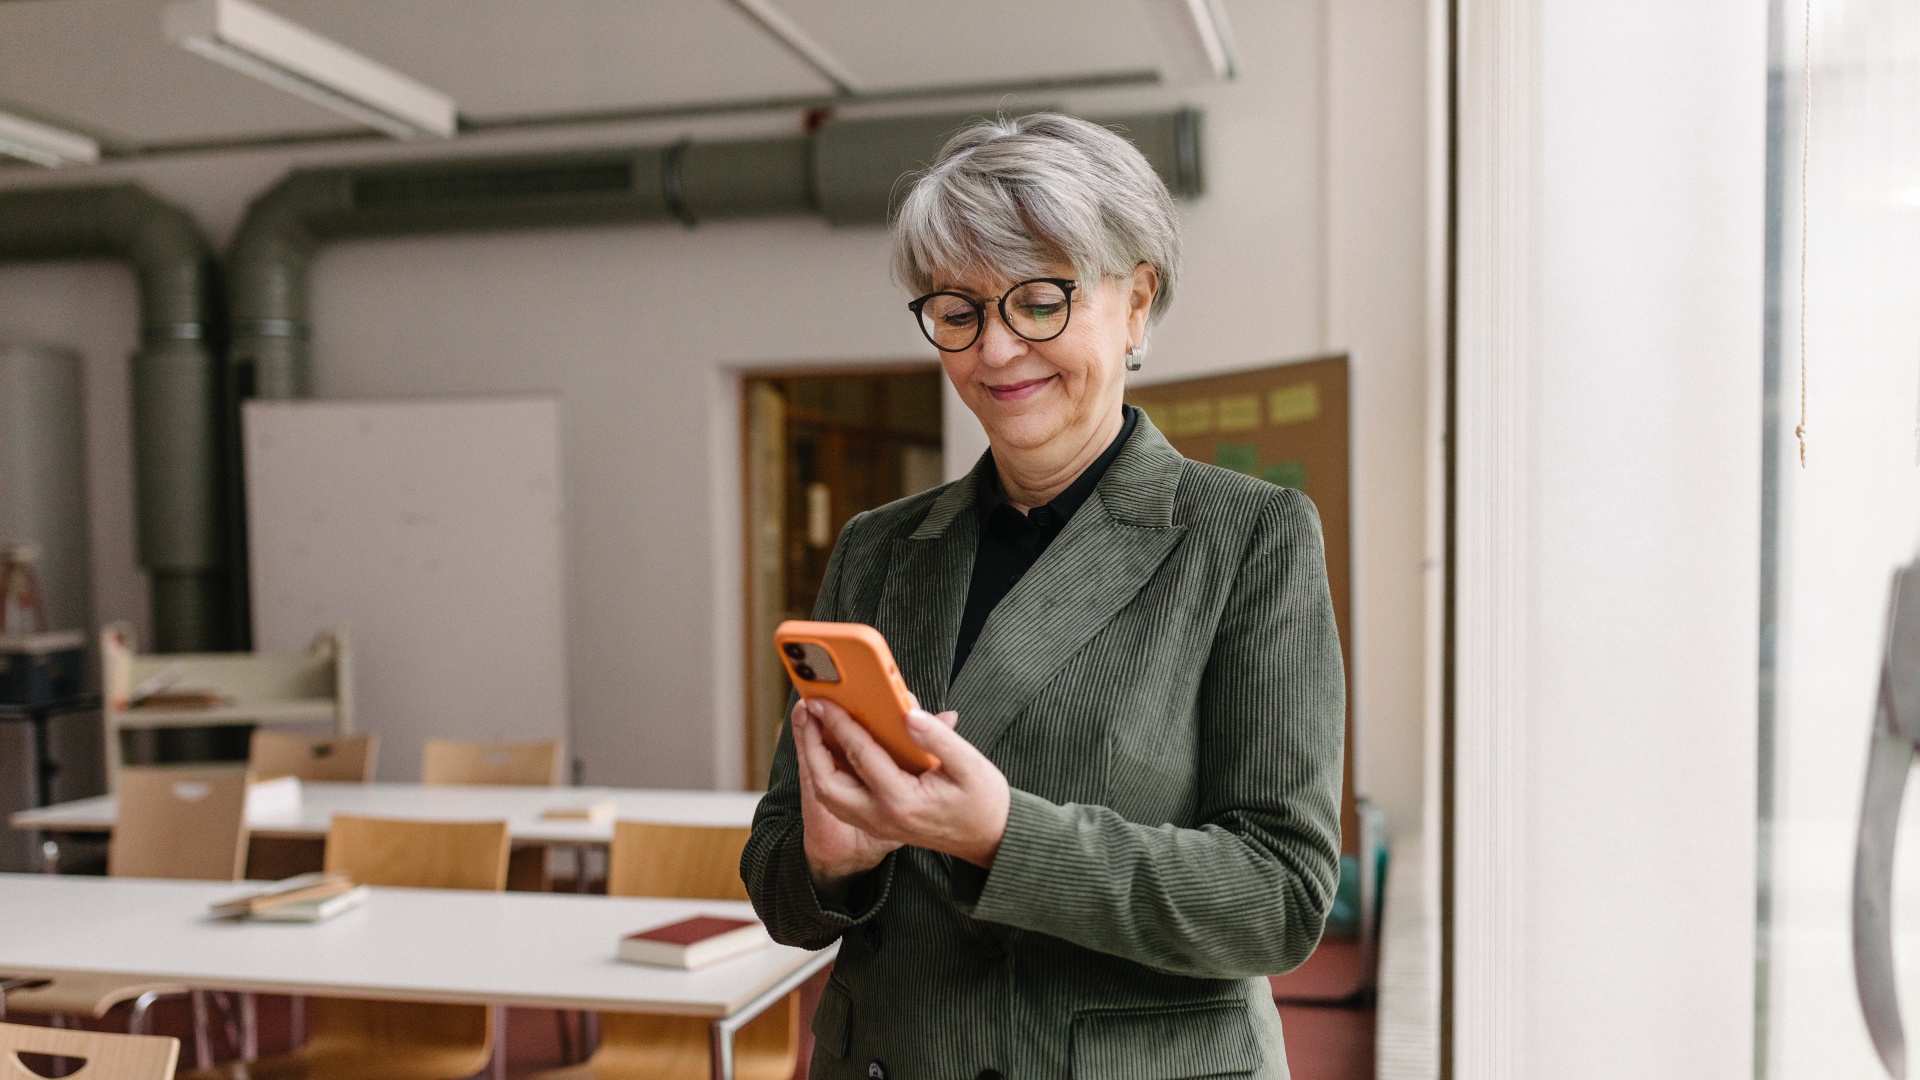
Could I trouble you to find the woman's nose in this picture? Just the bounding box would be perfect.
[975,313,1027,366]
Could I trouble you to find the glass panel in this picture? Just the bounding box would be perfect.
[1763,0,1920,1074]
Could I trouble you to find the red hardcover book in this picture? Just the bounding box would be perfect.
[618,915,771,969]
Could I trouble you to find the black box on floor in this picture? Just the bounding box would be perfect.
[1,630,86,704]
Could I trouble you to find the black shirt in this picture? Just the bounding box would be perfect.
[951,406,1141,679]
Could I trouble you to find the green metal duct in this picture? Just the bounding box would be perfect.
[224,108,1202,639]
[0,184,227,652]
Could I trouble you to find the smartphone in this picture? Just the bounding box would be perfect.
[774,620,938,774]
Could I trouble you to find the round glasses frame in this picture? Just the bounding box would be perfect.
[906,277,1079,353]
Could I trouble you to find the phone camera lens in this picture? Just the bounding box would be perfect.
[782,643,806,660]
[794,663,816,681]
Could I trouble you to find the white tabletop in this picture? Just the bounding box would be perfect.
[8,782,765,844]
[0,873,830,1017]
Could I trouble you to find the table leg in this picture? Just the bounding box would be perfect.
[39,838,58,874]
[709,1018,736,1080]
[705,950,835,1080]
[29,712,55,808]
[490,1003,507,1080]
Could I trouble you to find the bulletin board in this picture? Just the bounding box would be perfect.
[1128,355,1356,851]
[244,397,569,782]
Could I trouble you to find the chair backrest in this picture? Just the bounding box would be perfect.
[109,766,248,881]
[0,1020,179,1080]
[324,815,510,891]
[420,740,560,786]
[607,822,752,901]
[250,731,378,783]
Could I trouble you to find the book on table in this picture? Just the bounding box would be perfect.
[248,885,369,922]
[539,796,616,824]
[210,872,360,919]
[618,916,771,969]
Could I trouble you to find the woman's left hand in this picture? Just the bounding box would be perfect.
[793,697,1011,868]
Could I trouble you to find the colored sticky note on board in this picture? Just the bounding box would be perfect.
[1216,394,1261,432]
[1173,399,1214,436]
[1263,461,1308,490]
[1215,442,1260,475]
[1269,383,1320,426]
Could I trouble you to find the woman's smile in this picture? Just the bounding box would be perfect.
[985,375,1057,402]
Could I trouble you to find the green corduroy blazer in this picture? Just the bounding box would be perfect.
[742,413,1345,1080]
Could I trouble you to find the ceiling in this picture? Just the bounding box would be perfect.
[0,0,1196,155]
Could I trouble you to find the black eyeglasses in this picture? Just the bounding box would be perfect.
[907,277,1078,353]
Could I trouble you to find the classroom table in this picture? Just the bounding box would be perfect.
[0,873,831,1080]
[9,781,763,844]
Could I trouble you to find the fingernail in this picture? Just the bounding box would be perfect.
[807,700,824,716]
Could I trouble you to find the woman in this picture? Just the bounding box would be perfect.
[742,113,1343,1080]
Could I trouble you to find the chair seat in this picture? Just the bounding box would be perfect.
[4,973,190,1018]
[181,999,491,1080]
[180,1042,489,1080]
[536,1002,796,1080]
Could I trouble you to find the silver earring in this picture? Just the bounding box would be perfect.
[1125,346,1143,372]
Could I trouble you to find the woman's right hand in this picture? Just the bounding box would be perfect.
[792,697,900,899]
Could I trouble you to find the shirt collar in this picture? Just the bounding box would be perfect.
[978,405,1141,527]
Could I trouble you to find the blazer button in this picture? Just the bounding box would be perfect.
[977,1071,1006,1080]
[861,922,883,953]
[866,1062,888,1080]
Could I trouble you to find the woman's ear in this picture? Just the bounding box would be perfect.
[1126,262,1159,347]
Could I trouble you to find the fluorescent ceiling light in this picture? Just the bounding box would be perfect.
[0,111,100,167]
[1143,0,1240,82]
[726,0,862,95]
[164,0,456,139]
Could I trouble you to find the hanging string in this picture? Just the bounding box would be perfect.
[1796,0,1812,468]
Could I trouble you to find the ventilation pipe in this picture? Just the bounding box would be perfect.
[224,108,1202,639]
[0,185,227,652]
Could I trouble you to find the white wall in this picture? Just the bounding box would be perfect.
[0,1,1433,810]
[1518,0,1765,1073]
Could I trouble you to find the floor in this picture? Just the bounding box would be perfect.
[1271,939,1379,1080]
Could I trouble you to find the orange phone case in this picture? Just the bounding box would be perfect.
[774,620,938,774]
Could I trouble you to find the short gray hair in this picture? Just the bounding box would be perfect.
[892,112,1182,328]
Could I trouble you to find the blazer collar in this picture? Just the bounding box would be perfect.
[879,411,1188,751]
[908,411,1185,541]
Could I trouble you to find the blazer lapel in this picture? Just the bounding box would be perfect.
[946,416,1188,755]
[871,454,985,713]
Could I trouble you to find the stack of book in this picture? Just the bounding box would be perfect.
[210,872,368,923]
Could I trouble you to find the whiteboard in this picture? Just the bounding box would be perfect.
[245,397,568,782]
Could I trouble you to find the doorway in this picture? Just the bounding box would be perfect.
[740,366,944,788]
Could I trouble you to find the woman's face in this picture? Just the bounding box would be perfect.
[934,262,1158,454]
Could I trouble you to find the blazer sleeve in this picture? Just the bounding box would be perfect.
[968,488,1345,978]
[741,512,901,950]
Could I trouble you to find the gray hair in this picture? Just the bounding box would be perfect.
[892,112,1182,331]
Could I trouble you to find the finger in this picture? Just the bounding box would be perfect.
[797,716,880,818]
[794,707,852,789]
[937,709,959,729]
[815,702,918,804]
[907,691,922,712]
[906,709,988,783]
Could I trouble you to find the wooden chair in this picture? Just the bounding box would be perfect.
[5,768,250,1060]
[535,823,798,1080]
[0,1021,179,1080]
[249,731,378,783]
[420,739,561,786]
[185,816,511,1080]
[109,767,251,881]
[421,739,560,891]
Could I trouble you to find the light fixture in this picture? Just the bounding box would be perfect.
[164,0,456,140]
[1144,0,1240,82]
[0,111,100,167]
